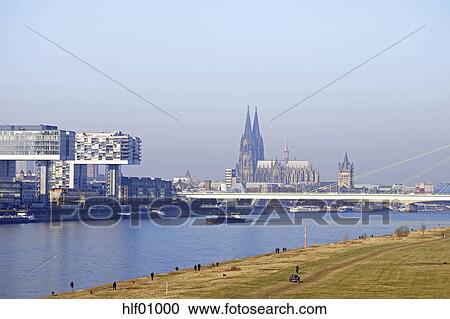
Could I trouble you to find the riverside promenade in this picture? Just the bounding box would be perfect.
[53,227,450,299]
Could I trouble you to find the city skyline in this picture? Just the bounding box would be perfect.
[1,1,450,183]
[3,118,448,187]
[2,1,450,306]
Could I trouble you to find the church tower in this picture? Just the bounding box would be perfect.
[337,152,354,192]
[238,107,255,185]
[237,106,265,186]
[252,107,264,163]
[283,140,289,164]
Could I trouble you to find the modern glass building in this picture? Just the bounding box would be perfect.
[0,125,75,161]
[0,126,142,201]
[75,132,141,165]
[120,177,173,199]
[0,125,76,200]
[73,132,142,197]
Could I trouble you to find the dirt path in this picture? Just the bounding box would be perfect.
[261,237,440,298]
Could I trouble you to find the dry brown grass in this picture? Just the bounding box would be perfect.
[51,227,450,299]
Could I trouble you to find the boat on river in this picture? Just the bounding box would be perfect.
[337,206,356,213]
[205,214,246,224]
[0,210,36,224]
[289,205,321,213]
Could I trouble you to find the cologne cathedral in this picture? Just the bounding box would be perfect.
[236,107,320,187]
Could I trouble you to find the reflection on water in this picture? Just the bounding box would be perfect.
[1,211,450,298]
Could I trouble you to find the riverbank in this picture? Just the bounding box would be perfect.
[52,227,450,298]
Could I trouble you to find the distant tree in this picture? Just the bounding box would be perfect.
[421,223,427,236]
[395,225,410,237]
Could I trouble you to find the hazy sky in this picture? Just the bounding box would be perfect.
[1,0,450,184]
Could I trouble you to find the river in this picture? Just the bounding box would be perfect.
[1,211,450,298]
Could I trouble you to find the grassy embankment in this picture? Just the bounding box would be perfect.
[54,227,450,298]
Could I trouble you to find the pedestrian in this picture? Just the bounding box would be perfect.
[194,265,197,271]
[198,263,201,271]
[51,291,55,296]
[150,272,154,280]
[174,266,179,271]
[296,265,300,274]
[112,281,117,290]
[69,281,74,291]
[216,262,219,267]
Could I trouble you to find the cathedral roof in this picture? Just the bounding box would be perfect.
[286,160,310,168]
[257,159,310,168]
[257,160,278,168]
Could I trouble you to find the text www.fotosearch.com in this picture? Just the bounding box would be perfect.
[122,302,327,316]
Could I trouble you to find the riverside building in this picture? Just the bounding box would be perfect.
[0,125,75,200]
[0,126,143,202]
[337,152,355,192]
[74,132,142,197]
[236,108,320,189]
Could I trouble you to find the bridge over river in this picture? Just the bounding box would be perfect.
[181,192,450,207]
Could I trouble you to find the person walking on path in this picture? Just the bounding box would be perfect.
[197,264,201,271]
[150,272,154,280]
[296,265,300,274]
[194,265,197,271]
[112,281,117,290]
[69,281,74,292]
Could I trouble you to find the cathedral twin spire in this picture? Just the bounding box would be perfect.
[237,108,320,187]
[252,106,261,139]
[237,106,265,184]
[252,107,264,163]
[243,106,263,140]
[243,106,253,138]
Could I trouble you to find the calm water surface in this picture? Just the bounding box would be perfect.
[1,211,450,298]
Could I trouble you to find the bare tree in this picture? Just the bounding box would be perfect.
[420,223,427,236]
